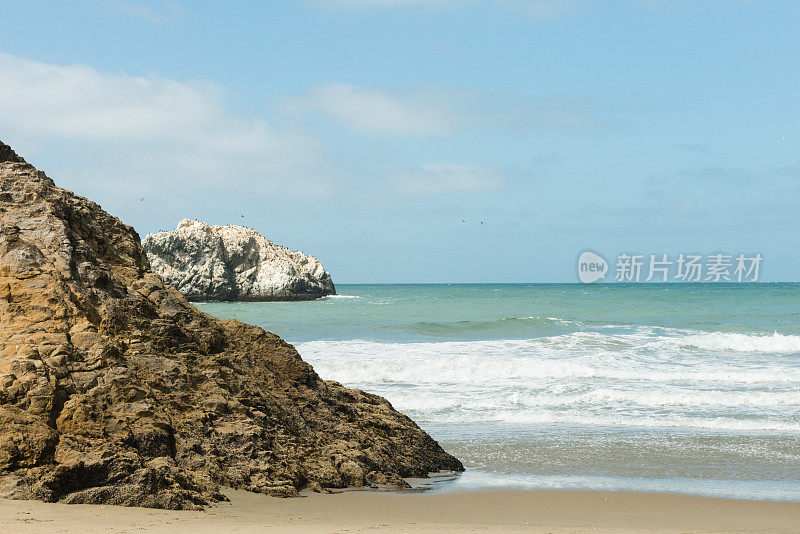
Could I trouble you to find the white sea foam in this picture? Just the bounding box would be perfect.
[671,331,800,353]
[319,294,361,299]
[438,471,800,501]
[297,330,800,433]
[545,316,583,326]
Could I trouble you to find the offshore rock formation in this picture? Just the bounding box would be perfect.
[0,141,462,509]
[142,220,336,301]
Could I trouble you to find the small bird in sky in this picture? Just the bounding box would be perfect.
[140,197,144,202]
[241,214,244,218]
[783,136,789,141]
[461,219,466,223]
[480,221,484,224]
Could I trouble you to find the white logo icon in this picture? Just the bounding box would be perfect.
[578,251,608,283]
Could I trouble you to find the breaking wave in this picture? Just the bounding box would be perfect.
[297,330,800,433]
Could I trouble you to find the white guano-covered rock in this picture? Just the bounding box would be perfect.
[142,219,335,301]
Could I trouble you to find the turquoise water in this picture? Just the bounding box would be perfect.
[197,283,800,500]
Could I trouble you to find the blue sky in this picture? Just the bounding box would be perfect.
[0,0,798,282]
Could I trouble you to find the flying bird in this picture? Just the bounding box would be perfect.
[783,136,790,141]
[140,197,144,202]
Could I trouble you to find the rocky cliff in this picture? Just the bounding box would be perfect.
[142,220,336,301]
[0,141,462,509]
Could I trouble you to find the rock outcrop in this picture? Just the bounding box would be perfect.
[142,220,335,301]
[0,141,462,509]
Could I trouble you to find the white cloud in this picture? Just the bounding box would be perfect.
[0,52,330,196]
[387,162,506,194]
[0,51,518,237]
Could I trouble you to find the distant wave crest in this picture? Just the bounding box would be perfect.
[673,332,800,353]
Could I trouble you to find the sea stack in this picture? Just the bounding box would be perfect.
[142,220,336,301]
[0,141,463,509]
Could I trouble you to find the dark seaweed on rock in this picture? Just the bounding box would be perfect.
[0,141,463,509]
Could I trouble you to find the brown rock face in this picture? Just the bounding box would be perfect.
[0,141,462,509]
[0,143,25,164]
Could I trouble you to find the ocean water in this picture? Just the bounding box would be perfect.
[197,283,800,500]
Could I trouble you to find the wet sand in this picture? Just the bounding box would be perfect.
[2,488,800,533]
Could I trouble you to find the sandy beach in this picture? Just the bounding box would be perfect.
[2,488,799,533]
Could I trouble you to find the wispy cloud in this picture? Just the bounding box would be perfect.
[311,0,733,19]
[90,0,182,24]
[281,83,459,135]
[676,142,710,154]
[315,0,458,6]
[679,165,753,185]
[774,160,800,179]
[311,0,595,19]
[0,51,517,238]
[282,83,603,136]
[386,162,507,194]
[499,0,594,19]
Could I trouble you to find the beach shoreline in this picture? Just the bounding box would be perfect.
[3,487,800,533]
